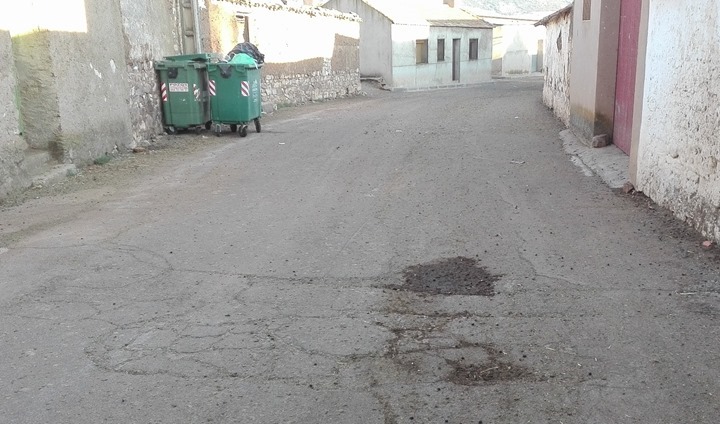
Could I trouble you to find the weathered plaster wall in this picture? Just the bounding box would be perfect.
[50,1,133,162]
[636,0,720,241]
[10,0,134,163]
[568,0,599,140]
[628,0,649,185]
[10,31,61,152]
[391,25,492,89]
[540,10,571,126]
[0,30,30,198]
[207,0,243,54]
[324,0,392,80]
[568,0,619,142]
[594,0,620,138]
[209,1,361,109]
[120,0,183,143]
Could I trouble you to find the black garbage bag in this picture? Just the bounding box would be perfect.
[227,42,265,64]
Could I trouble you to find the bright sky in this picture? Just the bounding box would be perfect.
[0,0,88,35]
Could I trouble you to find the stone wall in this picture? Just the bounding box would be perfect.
[120,0,183,143]
[208,0,361,110]
[539,7,571,126]
[636,0,720,241]
[0,30,30,198]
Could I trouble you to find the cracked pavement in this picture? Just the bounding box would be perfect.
[1,78,719,423]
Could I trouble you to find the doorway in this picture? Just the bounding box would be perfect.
[613,0,642,155]
[452,39,460,81]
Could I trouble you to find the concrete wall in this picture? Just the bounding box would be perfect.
[540,9,572,126]
[209,0,361,109]
[325,0,393,80]
[0,30,30,198]
[568,0,620,142]
[120,0,183,143]
[391,24,492,89]
[636,0,720,241]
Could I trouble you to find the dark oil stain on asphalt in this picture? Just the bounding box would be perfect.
[401,256,500,296]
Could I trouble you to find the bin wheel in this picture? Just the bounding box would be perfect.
[166,126,177,135]
[239,125,248,138]
[205,121,212,131]
[254,118,261,133]
[194,126,202,135]
[214,123,221,137]
[230,124,238,133]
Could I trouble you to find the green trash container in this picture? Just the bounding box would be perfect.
[207,55,262,137]
[155,54,213,134]
[165,53,216,63]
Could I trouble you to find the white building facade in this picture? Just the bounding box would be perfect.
[324,0,493,90]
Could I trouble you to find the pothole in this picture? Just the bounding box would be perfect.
[447,344,540,385]
[401,256,501,296]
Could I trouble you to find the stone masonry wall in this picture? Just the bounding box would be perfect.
[262,61,359,108]
[120,0,183,144]
[540,9,572,126]
[208,0,361,110]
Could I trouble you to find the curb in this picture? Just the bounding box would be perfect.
[559,129,630,189]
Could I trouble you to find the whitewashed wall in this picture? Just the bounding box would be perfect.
[540,10,571,126]
[636,0,720,241]
[493,23,545,75]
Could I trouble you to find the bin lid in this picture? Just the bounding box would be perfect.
[155,60,207,70]
[164,53,216,62]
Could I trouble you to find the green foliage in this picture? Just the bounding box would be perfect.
[93,155,112,166]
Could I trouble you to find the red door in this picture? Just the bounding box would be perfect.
[613,0,642,155]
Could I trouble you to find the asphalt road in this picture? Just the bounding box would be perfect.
[1,78,719,423]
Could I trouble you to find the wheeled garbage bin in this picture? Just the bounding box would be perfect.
[207,54,262,137]
[155,53,214,134]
